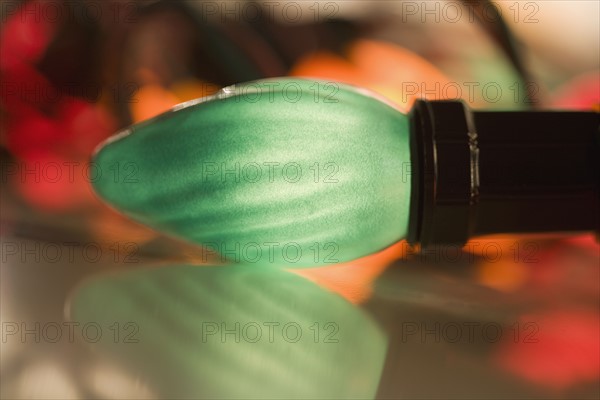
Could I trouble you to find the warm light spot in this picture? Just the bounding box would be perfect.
[290,40,449,111]
[89,207,158,246]
[369,84,411,113]
[130,79,219,124]
[464,234,528,257]
[130,84,181,123]
[290,51,370,88]
[291,241,410,304]
[349,39,450,109]
[170,79,220,102]
[476,258,529,292]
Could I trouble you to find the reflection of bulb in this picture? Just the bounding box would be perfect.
[68,265,388,398]
[93,78,412,267]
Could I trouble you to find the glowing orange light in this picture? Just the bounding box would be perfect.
[130,84,181,123]
[290,51,370,88]
[130,79,219,123]
[349,39,450,110]
[466,235,526,292]
[170,79,220,103]
[290,39,450,112]
[89,208,158,246]
[291,241,410,304]
[476,258,529,292]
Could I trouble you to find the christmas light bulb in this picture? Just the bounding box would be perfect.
[92,78,599,267]
[92,78,411,267]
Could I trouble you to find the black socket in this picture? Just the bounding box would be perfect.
[407,99,600,249]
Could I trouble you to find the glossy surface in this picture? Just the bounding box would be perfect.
[92,78,411,267]
[3,233,599,399]
[67,264,388,399]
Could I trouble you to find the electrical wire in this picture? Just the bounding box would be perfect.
[461,0,537,107]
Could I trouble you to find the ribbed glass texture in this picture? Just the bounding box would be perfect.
[92,78,411,267]
[68,265,388,398]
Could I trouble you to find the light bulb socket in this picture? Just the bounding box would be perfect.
[407,99,600,249]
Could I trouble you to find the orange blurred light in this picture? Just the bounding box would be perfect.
[476,258,529,292]
[290,51,370,88]
[349,39,450,110]
[130,80,219,123]
[170,79,220,103]
[469,234,566,292]
[89,207,158,247]
[130,84,181,123]
[291,241,410,304]
[290,39,450,112]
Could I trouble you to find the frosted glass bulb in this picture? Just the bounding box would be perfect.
[92,78,412,267]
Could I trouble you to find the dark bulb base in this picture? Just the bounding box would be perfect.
[407,99,600,249]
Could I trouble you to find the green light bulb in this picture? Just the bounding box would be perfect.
[93,78,411,267]
[67,265,388,399]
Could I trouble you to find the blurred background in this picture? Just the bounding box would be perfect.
[1,0,598,399]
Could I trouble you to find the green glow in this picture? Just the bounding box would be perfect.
[92,78,411,267]
[68,265,388,399]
